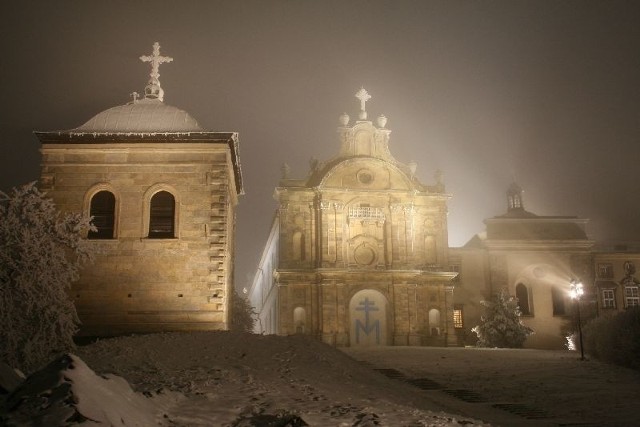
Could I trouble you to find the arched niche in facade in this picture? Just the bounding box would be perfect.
[293,306,306,334]
[348,289,390,347]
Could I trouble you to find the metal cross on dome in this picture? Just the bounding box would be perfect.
[355,87,371,120]
[140,42,173,101]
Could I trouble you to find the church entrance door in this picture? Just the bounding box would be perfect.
[349,289,389,347]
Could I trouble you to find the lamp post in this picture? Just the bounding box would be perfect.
[569,280,585,360]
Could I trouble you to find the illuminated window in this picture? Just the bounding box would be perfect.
[602,289,616,309]
[149,191,175,238]
[624,286,639,307]
[516,283,531,315]
[88,190,115,239]
[598,263,614,278]
[453,305,463,329]
[551,287,566,315]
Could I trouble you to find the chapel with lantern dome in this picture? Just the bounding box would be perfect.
[37,42,243,335]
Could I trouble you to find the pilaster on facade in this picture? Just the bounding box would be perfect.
[206,169,230,314]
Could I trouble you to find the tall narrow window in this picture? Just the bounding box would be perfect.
[88,191,115,239]
[293,231,305,261]
[149,191,175,238]
[453,305,464,329]
[516,283,530,315]
[425,235,437,264]
[551,287,566,315]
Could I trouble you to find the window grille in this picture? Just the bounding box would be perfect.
[348,206,385,220]
[453,306,464,328]
[624,286,639,307]
[602,289,616,308]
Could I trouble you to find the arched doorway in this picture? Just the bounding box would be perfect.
[349,289,389,346]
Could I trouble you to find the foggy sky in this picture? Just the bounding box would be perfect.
[1,1,639,288]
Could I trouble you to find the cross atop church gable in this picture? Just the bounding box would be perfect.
[355,87,371,120]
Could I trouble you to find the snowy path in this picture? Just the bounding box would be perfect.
[343,346,640,426]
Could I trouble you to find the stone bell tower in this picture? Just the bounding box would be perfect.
[37,43,243,336]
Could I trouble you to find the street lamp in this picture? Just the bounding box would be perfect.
[569,279,585,360]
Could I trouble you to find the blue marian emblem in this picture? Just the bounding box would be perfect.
[355,297,380,344]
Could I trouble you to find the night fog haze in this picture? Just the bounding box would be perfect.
[1,0,639,285]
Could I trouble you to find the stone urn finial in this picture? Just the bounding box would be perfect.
[281,163,290,179]
[339,112,350,126]
[377,114,388,128]
[408,161,417,176]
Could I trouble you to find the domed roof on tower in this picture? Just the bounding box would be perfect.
[70,42,203,134]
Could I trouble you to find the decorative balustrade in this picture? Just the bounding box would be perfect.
[348,206,385,221]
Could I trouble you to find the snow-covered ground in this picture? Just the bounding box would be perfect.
[3,331,639,426]
[2,332,485,426]
[345,346,640,426]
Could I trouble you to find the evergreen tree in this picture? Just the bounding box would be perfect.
[0,183,94,372]
[472,289,534,348]
[230,290,256,333]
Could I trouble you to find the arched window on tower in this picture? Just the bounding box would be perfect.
[516,283,531,315]
[149,191,175,238]
[88,191,116,239]
[292,230,305,261]
[507,183,524,212]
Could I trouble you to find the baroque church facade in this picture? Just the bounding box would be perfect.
[249,90,640,350]
[37,43,243,336]
[249,89,459,347]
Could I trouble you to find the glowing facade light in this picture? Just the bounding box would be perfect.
[569,280,584,299]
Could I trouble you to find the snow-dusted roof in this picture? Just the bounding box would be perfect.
[72,98,203,133]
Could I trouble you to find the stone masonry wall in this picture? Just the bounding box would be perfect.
[40,142,237,335]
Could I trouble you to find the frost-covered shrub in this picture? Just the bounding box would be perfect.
[582,308,640,370]
[230,291,256,333]
[472,289,534,348]
[0,183,94,373]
